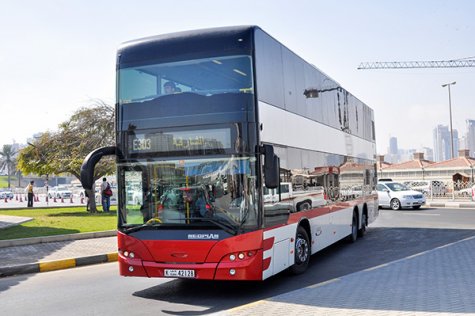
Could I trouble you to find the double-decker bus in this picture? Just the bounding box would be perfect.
[81,26,378,281]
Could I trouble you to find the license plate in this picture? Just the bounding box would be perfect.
[164,269,195,278]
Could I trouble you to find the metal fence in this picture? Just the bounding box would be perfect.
[403,180,475,201]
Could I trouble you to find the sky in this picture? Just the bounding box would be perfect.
[1,0,474,155]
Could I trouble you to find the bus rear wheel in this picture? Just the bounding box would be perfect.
[347,211,358,243]
[358,212,367,237]
[289,226,310,275]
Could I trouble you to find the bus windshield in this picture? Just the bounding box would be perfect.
[119,156,258,233]
[118,55,253,104]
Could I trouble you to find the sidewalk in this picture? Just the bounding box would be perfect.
[0,225,117,277]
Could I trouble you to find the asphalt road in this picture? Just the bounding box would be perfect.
[1,207,475,316]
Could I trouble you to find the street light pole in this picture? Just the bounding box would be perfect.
[441,81,456,159]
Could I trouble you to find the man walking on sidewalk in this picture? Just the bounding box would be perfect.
[26,181,35,207]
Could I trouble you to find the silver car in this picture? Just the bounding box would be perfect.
[376,182,426,210]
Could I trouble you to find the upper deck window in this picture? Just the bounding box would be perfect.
[118,55,253,105]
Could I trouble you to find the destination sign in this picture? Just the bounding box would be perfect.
[128,128,232,154]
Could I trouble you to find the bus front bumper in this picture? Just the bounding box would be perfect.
[118,250,264,281]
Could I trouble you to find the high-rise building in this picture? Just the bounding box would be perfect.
[389,137,398,155]
[433,125,459,161]
[386,136,399,163]
[420,147,434,161]
[466,119,475,158]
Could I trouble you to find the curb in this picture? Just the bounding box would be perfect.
[0,252,118,278]
[0,230,117,248]
[425,201,475,209]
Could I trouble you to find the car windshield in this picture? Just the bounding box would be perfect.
[118,156,258,233]
[386,182,410,192]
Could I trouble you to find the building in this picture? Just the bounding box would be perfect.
[433,125,459,162]
[379,149,475,185]
[386,136,399,163]
[380,152,434,181]
[389,137,398,155]
[467,119,475,158]
[420,147,434,162]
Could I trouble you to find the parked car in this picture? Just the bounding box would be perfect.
[48,186,73,199]
[376,181,426,210]
[403,180,447,196]
[0,189,14,199]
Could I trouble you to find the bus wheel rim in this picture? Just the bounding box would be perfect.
[296,237,308,263]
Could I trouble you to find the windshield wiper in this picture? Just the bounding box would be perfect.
[188,217,238,236]
[123,217,238,235]
[123,221,161,233]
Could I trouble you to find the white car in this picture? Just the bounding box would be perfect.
[48,186,73,199]
[376,181,426,210]
[0,190,14,199]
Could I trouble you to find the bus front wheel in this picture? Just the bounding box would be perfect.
[289,226,310,275]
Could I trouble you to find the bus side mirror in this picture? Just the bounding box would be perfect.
[260,144,280,189]
[265,156,280,189]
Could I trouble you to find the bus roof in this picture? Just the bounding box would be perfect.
[118,26,258,68]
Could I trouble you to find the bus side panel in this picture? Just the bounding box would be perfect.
[331,204,354,241]
[258,101,376,159]
[367,194,379,224]
[262,223,298,280]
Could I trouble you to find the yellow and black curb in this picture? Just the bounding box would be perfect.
[0,252,118,277]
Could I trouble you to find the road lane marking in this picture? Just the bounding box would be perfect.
[400,212,440,216]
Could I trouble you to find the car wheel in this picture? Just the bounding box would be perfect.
[289,226,310,275]
[390,198,401,210]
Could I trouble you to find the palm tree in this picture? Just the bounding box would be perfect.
[0,144,18,188]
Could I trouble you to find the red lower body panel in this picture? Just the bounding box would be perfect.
[118,231,265,281]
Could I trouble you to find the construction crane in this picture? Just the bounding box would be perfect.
[357,57,475,69]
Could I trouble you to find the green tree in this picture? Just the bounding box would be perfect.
[0,144,18,188]
[17,100,116,211]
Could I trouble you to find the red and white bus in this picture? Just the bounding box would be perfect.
[81,26,379,281]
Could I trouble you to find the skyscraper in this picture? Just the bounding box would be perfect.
[387,136,399,163]
[466,119,475,158]
[389,137,398,155]
[420,147,434,161]
[433,125,459,161]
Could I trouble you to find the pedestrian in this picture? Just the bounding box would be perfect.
[101,178,112,213]
[26,180,34,207]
